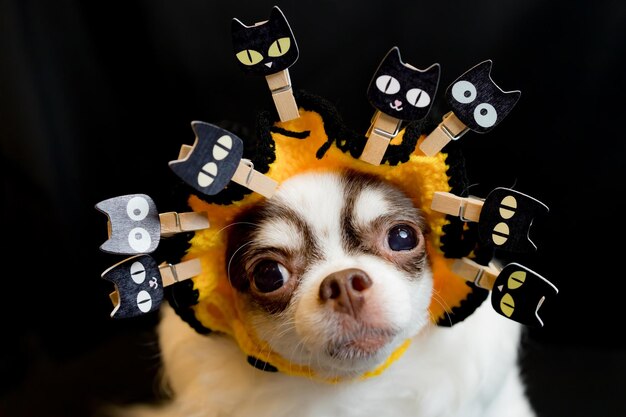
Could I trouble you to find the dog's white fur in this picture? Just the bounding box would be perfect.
[113,171,535,417]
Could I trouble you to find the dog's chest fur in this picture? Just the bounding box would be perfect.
[115,171,535,417]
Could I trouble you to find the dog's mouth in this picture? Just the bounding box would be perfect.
[326,327,397,360]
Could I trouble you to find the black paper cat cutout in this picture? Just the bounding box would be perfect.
[101,254,164,319]
[367,47,440,122]
[169,121,244,196]
[445,60,521,133]
[491,263,558,327]
[478,187,549,253]
[232,6,299,76]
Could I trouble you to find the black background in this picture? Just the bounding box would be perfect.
[1,1,625,416]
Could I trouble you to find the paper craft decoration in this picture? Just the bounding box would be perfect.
[431,187,548,253]
[232,6,300,122]
[360,47,440,165]
[169,121,278,198]
[102,255,202,319]
[452,258,558,327]
[95,193,210,255]
[419,60,521,156]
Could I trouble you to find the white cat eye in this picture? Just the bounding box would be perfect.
[473,103,497,128]
[126,196,152,252]
[126,196,150,221]
[375,75,401,95]
[405,88,431,108]
[451,80,477,104]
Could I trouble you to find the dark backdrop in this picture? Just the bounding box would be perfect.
[1,1,625,416]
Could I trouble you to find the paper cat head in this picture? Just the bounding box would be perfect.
[367,47,440,122]
[102,254,164,319]
[232,6,299,76]
[491,263,558,327]
[445,60,521,133]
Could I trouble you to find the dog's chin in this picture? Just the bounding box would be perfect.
[313,327,407,379]
[327,328,395,360]
[321,326,401,376]
[249,309,411,379]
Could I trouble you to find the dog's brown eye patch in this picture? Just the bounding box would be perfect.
[387,224,418,251]
[253,260,291,293]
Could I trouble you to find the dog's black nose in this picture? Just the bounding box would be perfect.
[319,269,372,317]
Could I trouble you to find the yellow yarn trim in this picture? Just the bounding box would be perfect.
[183,108,473,381]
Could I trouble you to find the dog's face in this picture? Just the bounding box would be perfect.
[227,170,433,379]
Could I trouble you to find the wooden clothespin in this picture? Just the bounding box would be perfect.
[96,193,209,255]
[232,6,300,122]
[419,60,521,156]
[360,47,440,165]
[452,257,558,327]
[103,255,202,319]
[169,121,278,199]
[431,187,548,253]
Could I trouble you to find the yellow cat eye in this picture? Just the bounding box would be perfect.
[268,37,291,57]
[507,270,526,290]
[235,49,263,66]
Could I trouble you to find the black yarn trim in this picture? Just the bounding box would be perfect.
[163,279,212,335]
[436,282,489,327]
[292,90,368,160]
[150,178,211,333]
[292,90,437,166]
[435,140,490,326]
[381,118,432,165]
[247,356,279,373]
[270,126,310,139]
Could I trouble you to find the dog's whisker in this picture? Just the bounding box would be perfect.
[226,240,255,283]
[215,221,260,235]
[429,292,453,327]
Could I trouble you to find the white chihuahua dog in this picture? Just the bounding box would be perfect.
[113,170,535,417]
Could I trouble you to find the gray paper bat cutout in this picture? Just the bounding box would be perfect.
[101,254,164,319]
[169,121,244,196]
[96,194,161,254]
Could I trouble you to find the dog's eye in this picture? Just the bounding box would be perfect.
[387,224,418,251]
[252,260,291,293]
